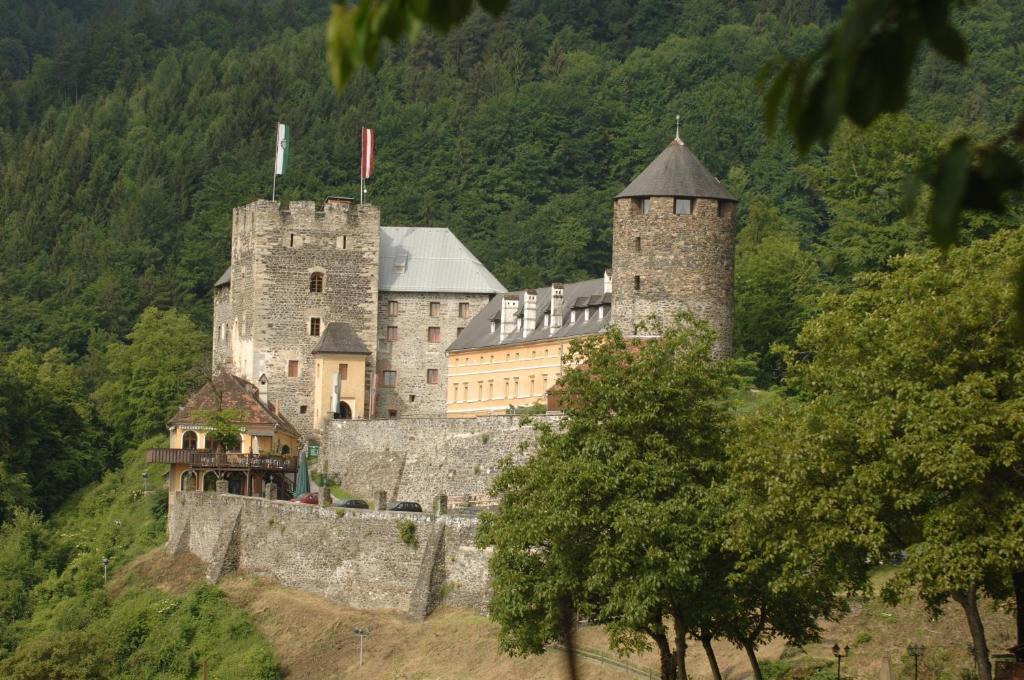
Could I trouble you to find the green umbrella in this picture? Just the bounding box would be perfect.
[293,448,310,497]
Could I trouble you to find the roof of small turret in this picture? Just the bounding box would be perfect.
[616,138,736,201]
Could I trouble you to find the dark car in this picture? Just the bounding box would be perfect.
[387,501,423,513]
[333,498,369,510]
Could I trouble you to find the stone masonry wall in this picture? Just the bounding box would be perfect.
[229,200,380,436]
[321,415,551,508]
[375,291,491,417]
[611,196,736,358]
[212,285,232,371]
[167,492,490,616]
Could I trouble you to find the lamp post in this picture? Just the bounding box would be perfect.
[832,643,849,680]
[143,471,149,494]
[102,556,109,584]
[353,627,369,666]
[908,643,925,680]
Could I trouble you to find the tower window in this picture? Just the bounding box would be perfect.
[634,236,641,253]
[299,405,307,414]
[382,370,397,387]
[427,326,441,342]
[342,235,348,249]
[634,276,641,291]
[718,200,729,217]
[309,272,324,293]
[388,300,398,316]
[429,301,440,317]
[310,317,321,336]
[456,327,464,337]
[290,234,295,247]
[386,326,398,341]
[288,360,299,377]
[641,198,652,214]
[674,198,693,215]
[459,302,470,318]
[427,369,439,384]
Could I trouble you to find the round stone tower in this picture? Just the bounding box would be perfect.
[611,137,737,358]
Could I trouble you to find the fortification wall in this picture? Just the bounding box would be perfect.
[167,492,490,616]
[320,414,553,508]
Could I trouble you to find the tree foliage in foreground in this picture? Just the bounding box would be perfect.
[731,229,1024,680]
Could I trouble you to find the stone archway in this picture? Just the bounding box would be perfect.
[203,471,218,492]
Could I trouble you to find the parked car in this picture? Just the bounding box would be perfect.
[289,492,329,505]
[387,501,423,513]
[333,498,369,509]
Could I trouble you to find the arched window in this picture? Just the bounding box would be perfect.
[182,431,198,449]
[180,470,197,491]
[310,272,324,293]
[203,472,218,492]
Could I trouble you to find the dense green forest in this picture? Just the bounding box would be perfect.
[0,0,1022,675]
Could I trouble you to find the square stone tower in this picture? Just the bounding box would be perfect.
[611,138,737,358]
[216,198,380,432]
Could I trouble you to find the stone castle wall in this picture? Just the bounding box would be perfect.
[212,285,232,371]
[375,291,491,417]
[320,415,552,508]
[228,200,381,434]
[611,196,735,357]
[167,492,490,617]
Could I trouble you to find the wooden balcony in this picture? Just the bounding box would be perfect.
[145,448,298,472]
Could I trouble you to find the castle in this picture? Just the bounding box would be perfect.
[209,136,736,432]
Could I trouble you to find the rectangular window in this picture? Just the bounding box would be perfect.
[299,405,307,414]
[634,275,641,291]
[513,378,519,397]
[388,300,398,316]
[342,235,348,249]
[310,317,321,336]
[463,382,469,401]
[487,381,494,400]
[427,326,441,342]
[459,302,470,318]
[718,200,729,218]
[427,369,440,385]
[674,198,692,215]
[504,379,510,398]
[452,383,459,402]
[290,233,295,247]
[288,360,299,378]
[530,376,535,395]
[429,301,440,317]
[388,409,398,418]
[386,326,398,341]
[382,370,397,387]
[456,326,464,336]
[634,236,641,253]
[641,197,652,214]
[409,394,416,402]
[339,364,348,380]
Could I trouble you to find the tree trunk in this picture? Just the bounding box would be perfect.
[1014,571,1024,662]
[952,588,993,680]
[742,639,763,680]
[557,596,580,680]
[649,630,677,680]
[674,621,689,680]
[700,634,723,680]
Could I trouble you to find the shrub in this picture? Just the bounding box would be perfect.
[397,520,418,547]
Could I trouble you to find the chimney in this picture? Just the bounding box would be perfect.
[550,283,564,333]
[604,269,613,294]
[500,294,519,341]
[523,290,537,332]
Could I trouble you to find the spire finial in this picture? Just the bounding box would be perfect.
[675,114,681,143]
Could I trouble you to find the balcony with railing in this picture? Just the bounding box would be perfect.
[145,448,298,472]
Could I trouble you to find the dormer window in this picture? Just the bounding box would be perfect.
[584,307,591,321]
[543,313,550,327]
[490,320,498,333]
[516,317,523,330]
[570,309,577,323]
[309,272,324,293]
[674,198,692,215]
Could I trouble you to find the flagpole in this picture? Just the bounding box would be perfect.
[272,173,277,202]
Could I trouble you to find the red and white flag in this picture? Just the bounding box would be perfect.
[361,127,375,179]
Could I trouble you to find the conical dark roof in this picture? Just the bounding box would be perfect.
[616,138,736,201]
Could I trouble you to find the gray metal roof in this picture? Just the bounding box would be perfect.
[448,278,611,352]
[617,139,736,201]
[379,226,506,294]
[312,321,372,355]
[210,228,505,295]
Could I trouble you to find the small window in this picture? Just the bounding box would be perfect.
[456,327,464,337]
[299,405,307,414]
[641,198,652,214]
[490,320,498,333]
[409,394,416,402]
[428,327,441,342]
[310,272,324,293]
[459,302,470,318]
[427,369,439,384]
[288,360,299,378]
[386,326,398,341]
[290,234,295,247]
[310,317,321,336]
[674,198,692,215]
[387,409,398,418]
[338,364,348,380]
[383,370,397,387]
[718,200,729,218]
[388,300,398,316]
[342,235,348,249]
[634,275,641,291]
[453,384,459,402]
[634,236,641,253]
[429,301,440,317]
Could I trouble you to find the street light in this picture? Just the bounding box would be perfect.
[832,643,850,680]
[353,627,369,666]
[102,556,110,584]
[908,643,925,680]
